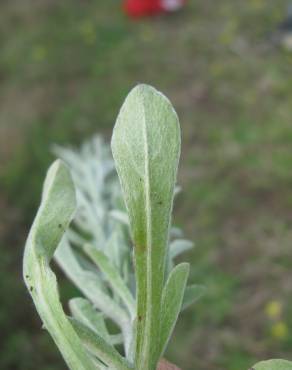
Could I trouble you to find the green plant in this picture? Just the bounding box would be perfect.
[23,85,202,370]
[23,85,292,370]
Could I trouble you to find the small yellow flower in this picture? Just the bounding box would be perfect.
[271,321,288,340]
[265,300,282,319]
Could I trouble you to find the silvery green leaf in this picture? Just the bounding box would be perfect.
[54,136,117,247]
[103,228,129,276]
[251,359,292,370]
[70,318,134,370]
[127,318,137,364]
[52,145,83,172]
[170,227,183,238]
[170,239,194,260]
[69,298,110,342]
[167,239,194,273]
[158,263,189,360]
[84,244,136,319]
[23,160,96,370]
[55,237,103,289]
[67,228,86,246]
[110,210,130,225]
[111,84,181,369]
[55,239,130,330]
[181,284,206,311]
[174,185,181,196]
[110,334,124,345]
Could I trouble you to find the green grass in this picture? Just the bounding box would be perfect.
[1,1,292,369]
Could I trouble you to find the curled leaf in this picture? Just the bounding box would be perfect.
[23,160,96,370]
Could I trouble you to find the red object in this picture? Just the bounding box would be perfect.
[124,0,186,18]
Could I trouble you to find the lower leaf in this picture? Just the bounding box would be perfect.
[158,263,189,361]
[251,359,292,370]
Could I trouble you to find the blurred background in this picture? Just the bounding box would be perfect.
[1,1,292,369]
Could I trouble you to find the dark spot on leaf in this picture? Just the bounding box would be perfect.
[158,201,163,205]
[25,275,29,279]
[58,223,62,228]
[30,286,34,292]
[138,315,142,321]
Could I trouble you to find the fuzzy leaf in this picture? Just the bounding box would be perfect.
[70,318,134,370]
[69,298,124,348]
[111,84,181,369]
[170,239,194,260]
[167,239,194,273]
[23,160,96,370]
[158,263,189,359]
[56,239,133,356]
[55,238,129,329]
[69,298,110,341]
[110,210,130,225]
[182,284,206,311]
[84,244,136,318]
[251,359,292,370]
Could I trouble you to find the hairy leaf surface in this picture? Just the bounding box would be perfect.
[111,84,181,369]
[69,297,110,341]
[252,359,292,370]
[182,284,206,311]
[70,318,133,370]
[158,263,189,359]
[23,160,96,370]
[84,244,136,318]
